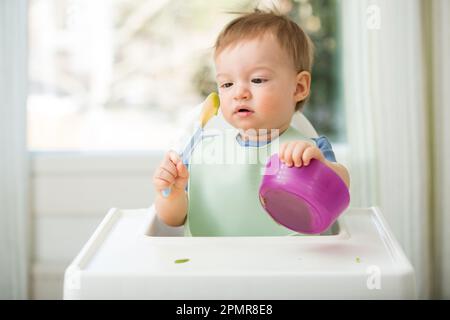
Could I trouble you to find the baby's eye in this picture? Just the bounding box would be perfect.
[251,78,267,84]
[220,82,233,88]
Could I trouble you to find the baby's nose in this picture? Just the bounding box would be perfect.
[233,84,251,100]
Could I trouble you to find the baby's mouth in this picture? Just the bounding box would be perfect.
[234,106,254,115]
[235,108,254,117]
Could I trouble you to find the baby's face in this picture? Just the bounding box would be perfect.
[215,34,300,136]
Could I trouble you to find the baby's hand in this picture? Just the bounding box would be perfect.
[279,140,325,167]
[152,150,189,194]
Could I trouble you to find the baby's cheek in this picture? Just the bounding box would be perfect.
[219,98,234,120]
[259,103,275,115]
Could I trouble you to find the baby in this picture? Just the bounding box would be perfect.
[152,10,350,236]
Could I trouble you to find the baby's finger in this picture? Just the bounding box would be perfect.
[152,167,174,191]
[159,157,177,176]
[278,142,288,161]
[160,151,179,177]
[167,150,182,166]
[173,162,189,190]
[177,161,189,179]
[154,167,175,185]
[282,142,296,167]
[302,146,322,166]
[292,143,309,167]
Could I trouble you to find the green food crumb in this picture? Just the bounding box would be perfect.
[356,257,361,263]
[175,258,190,264]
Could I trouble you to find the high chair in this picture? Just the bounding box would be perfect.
[63,109,416,299]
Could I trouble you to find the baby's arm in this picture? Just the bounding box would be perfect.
[279,140,350,188]
[152,151,189,226]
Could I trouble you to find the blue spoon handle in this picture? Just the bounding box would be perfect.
[161,127,202,198]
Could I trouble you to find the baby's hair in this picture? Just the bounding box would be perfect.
[214,8,315,111]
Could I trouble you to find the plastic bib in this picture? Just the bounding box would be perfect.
[185,126,312,236]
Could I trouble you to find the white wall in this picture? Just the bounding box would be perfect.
[30,152,159,299]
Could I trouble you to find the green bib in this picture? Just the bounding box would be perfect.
[185,126,313,236]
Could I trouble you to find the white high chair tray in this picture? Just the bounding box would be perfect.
[63,206,416,299]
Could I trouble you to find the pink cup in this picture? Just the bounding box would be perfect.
[259,154,350,234]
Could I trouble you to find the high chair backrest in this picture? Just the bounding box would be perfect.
[290,112,319,138]
[170,103,319,152]
[204,109,318,138]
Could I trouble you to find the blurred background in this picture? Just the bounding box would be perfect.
[27,0,344,150]
[1,0,449,299]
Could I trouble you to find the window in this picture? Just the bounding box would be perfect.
[28,0,344,151]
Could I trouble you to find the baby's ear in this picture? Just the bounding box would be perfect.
[294,71,311,102]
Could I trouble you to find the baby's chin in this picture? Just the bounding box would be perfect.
[230,123,280,132]
[234,126,283,138]
[224,116,284,135]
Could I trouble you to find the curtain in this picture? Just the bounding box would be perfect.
[341,0,433,298]
[427,0,450,299]
[0,0,29,299]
